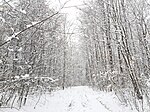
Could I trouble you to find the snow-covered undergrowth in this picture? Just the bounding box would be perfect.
[0,86,137,112]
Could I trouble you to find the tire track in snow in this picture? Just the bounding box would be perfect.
[66,87,110,112]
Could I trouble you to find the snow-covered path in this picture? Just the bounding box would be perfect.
[0,86,135,112]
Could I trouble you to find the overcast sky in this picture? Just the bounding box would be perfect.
[49,0,85,23]
[48,0,86,43]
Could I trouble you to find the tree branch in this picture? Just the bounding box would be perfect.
[0,11,59,47]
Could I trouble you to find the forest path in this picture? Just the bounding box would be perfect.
[0,86,135,112]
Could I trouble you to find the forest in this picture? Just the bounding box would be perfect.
[0,0,150,112]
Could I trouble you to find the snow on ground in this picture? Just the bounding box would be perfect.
[0,86,136,112]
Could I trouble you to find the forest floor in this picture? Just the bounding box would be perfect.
[0,86,136,112]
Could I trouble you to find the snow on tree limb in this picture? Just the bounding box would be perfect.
[0,11,59,47]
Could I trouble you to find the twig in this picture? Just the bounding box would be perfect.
[0,11,59,47]
[0,106,19,111]
[96,98,112,112]
[34,92,42,109]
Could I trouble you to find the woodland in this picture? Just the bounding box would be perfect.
[0,0,150,111]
